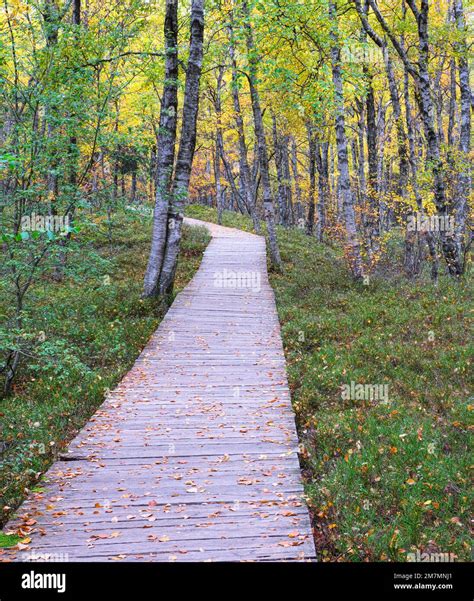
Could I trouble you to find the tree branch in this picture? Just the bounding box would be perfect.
[367,0,419,78]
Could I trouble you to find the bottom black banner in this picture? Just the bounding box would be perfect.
[0,561,471,601]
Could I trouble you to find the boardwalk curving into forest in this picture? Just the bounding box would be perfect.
[3,219,316,562]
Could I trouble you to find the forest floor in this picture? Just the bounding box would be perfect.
[0,210,210,534]
[185,205,472,562]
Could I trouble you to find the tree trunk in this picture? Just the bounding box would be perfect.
[416,1,460,275]
[382,44,416,274]
[447,57,457,147]
[157,0,205,297]
[383,47,409,196]
[228,16,261,233]
[356,99,366,202]
[329,1,364,280]
[282,133,293,225]
[306,122,316,236]
[315,140,329,243]
[143,0,179,297]
[404,67,436,278]
[214,138,223,224]
[366,76,381,254]
[376,99,386,229]
[272,112,289,226]
[131,170,137,203]
[219,142,247,215]
[453,0,471,274]
[53,0,81,281]
[290,137,304,223]
[242,0,281,268]
[214,67,225,225]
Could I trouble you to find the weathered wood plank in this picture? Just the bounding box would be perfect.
[2,218,315,563]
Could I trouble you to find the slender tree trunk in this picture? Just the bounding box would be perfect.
[219,142,247,215]
[214,139,223,224]
[290,137,303,223]
[329,144,339,218]
[53,0,81,281]
[435,75,445,145]
[212,65,247,216]
[453,0,471,273]
[143,0,179,297]
[356,99,366,202]
[205,156,212,206]
[242,0,281,268]
[228,16,261,233]
[315,140,329,243]
[416,1,460,275]
[448,57,457,147]
[366,74,379,253]
[272,112,288,226]
[329,1,364,279]
[157,0,205,296]
[112,104,119,208]
[405,67,437,279]
[366,83,377,179]
[376,99,386,224]
[131,170,137,203]
[43,0,59,205]
[149,146,156,201]
[282,133,293,225]
[382,43,416,274]
[383,47,409,196]
[214,66,225,225]
[385,44,419,275]
[306,122,316,235]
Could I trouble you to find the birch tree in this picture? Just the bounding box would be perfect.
[156,0,205,297]
[143,0,205,298]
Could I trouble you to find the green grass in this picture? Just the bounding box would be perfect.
[0,531,21,548]
[0,211,210,528]
[185,204,473,562]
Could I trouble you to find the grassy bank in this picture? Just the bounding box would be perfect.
[0,211,210,534]
[185,204,472,562]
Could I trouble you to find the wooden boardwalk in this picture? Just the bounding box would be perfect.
[2,218,316,562]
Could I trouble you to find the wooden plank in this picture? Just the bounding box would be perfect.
[2,218,316,563]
